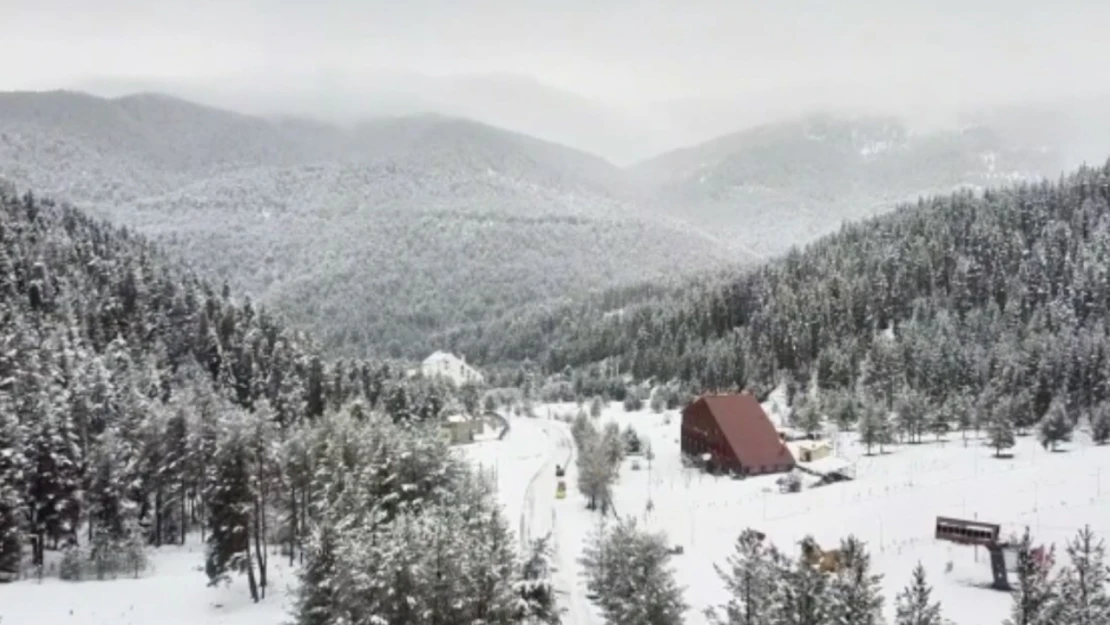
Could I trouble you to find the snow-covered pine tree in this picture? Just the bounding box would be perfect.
[577,435,615,511]
[1038,396,1073,451]
[827,535,884,625]
[293,521,338,625]
[1005,528,1060,625]
[582,517,685,625]
[516,533,562,625]
[86,423,147,579]
[768,545,830,625]
[24,388,82,566]
[460,489,521,624]
[988,398,1017,457]
[894,562,945,625]
[86,425,138,542]
[622,425,642,455]
[827,389,859,432]
[601,421,625,469]
[895,386,928,443]
[928,405,951,442]
[204,409,259,602]
[1091,402,1110,445]
[0,396,24,581]
[950,395,974,444]
[572,409,598,449]
[858,398,890,455]
[795,397,823,439]
[708,529,780,625]
[161,400,192,545]
[1053,525,1110,625]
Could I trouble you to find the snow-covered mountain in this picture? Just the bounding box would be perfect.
[75,72,671,166]
[632,113,1066,257]
[0,90,739,359]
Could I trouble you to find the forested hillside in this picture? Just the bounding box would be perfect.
[0,182,554,623]
[0,90,739,360]
[633,114,1064,258]
[449,160,1110,429]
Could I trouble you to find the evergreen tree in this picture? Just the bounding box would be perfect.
[827,535,884,625]
[1092,403,1110,445]
[24,391,82,565]
[86,425,139,540]
[795,397,823,439]
[894,563,944,625]
[577,435,615,511]
[516,533,562,625]
[590,396,603,418]
[709,529,780,625]
[1039,397,1074,451]
[895,386,928,443]
[204,412,259,602]
[1053,526,1110,625]
[928,406,951,442]
[769,547,830,625]
[622,425,643,455]
[601,421,626,469]
[858,399,891,455]
[1005,529,1060,625]
[988,400,1017,457]
[581,517,686,625]
[0,399,24,580]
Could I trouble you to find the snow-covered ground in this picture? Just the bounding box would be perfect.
[530,396,1110,625]
[461,412,602,624]
[0,538,297,625]
[0,414,561,625]
[8,399,1104,625]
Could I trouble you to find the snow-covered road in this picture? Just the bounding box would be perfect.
[465,414,598,625]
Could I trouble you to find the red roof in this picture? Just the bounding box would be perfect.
[694,394,794,468]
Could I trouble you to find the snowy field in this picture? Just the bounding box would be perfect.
[5,400,1106,625]
[0,416,552,625]
[530,395,1110,625]
[0,538,297,625]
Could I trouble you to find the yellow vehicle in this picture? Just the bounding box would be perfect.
[555,480,567,499]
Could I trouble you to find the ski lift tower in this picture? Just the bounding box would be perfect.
[934,516,1014,591]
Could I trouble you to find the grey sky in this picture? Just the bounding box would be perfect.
[5,0,1107,101]
[3,0,1109,160]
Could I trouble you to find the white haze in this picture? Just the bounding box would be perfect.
[3,0,1110,164]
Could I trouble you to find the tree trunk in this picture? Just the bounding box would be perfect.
[253,497,267,598]
[154,487,163,547]
[288,483,297,567]
[244,540,259,603]
[180,480,188,545]
[299,487,308,565]
[32,532,44,567]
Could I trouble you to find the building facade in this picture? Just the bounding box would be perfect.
[420,350,484,386]
[681,393,795,476]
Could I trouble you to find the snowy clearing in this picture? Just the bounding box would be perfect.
[0,538,297,625]
[533,397,1110,625]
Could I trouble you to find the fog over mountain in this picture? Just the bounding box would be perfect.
[7,0,1110,164]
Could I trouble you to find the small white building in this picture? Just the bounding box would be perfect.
[420,351,484,387]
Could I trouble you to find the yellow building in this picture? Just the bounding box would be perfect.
[791,439,833,463]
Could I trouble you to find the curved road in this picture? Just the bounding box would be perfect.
[519,418,596,625]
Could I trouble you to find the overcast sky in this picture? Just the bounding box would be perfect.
[3,0,1109,160]
[4,0,1107,102]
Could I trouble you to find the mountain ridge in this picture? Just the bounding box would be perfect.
[0,89,743,359]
